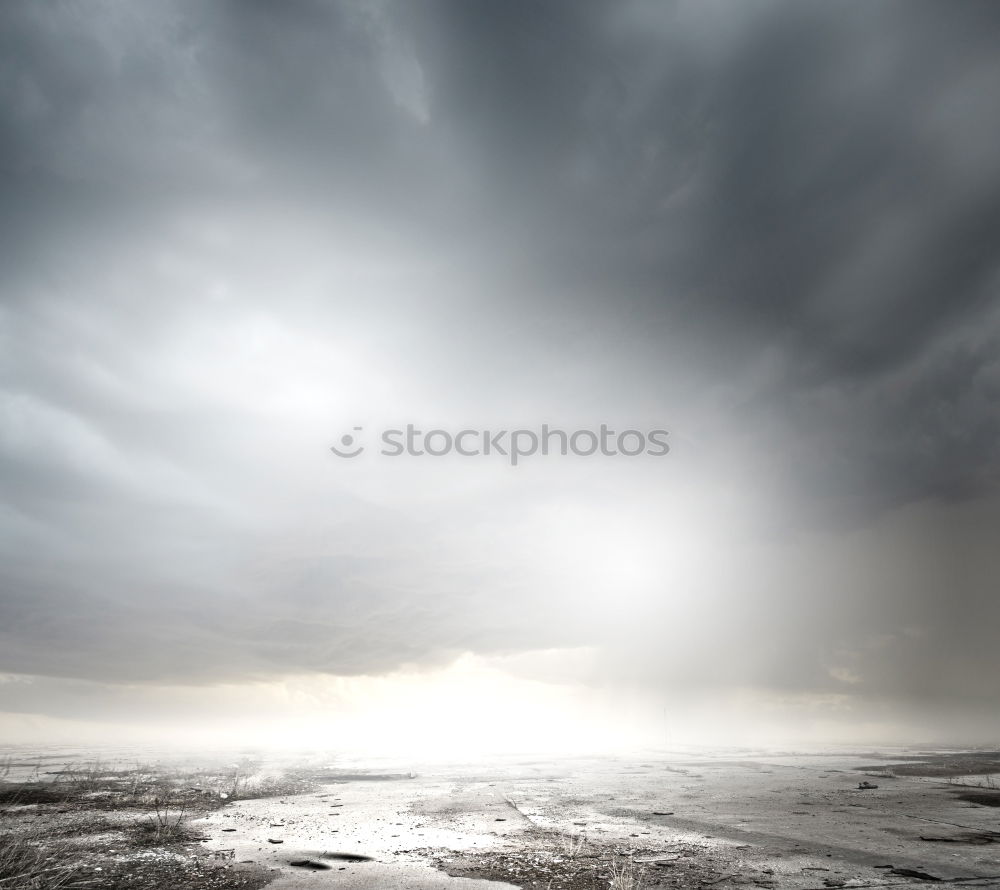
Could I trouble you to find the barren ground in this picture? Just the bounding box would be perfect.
[2,747,999,889]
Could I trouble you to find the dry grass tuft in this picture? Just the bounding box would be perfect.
[0,824,74,889]
[608,855,645,890]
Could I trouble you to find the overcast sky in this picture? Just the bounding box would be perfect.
[2,0,1000,751]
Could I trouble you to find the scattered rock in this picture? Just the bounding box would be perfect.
[289,859,332,870]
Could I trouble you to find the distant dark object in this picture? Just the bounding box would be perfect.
[858,781,879,790]
[889,866,940,880]
[494,817,506,821]
[289,859,331,870]
[221,828,237,832]
[267,838,283,844]
[652,811,674,816]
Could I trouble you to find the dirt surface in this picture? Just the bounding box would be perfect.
[0,754,305,889]
[3,747,1000,888]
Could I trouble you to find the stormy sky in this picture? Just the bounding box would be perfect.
[2,0,1000,750]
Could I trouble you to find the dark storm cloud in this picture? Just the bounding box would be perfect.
[1,0,1000,723]
[403,0,1000,514]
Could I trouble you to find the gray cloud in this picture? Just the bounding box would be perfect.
[1,0,999,737]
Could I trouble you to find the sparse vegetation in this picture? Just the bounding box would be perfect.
[559,832,587,859]
[146,793,188,843]
[608,854,645,890]
[0,817,75,889]
[228,759,255,800]
[947,773,999,789]
[0,755,306,890]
